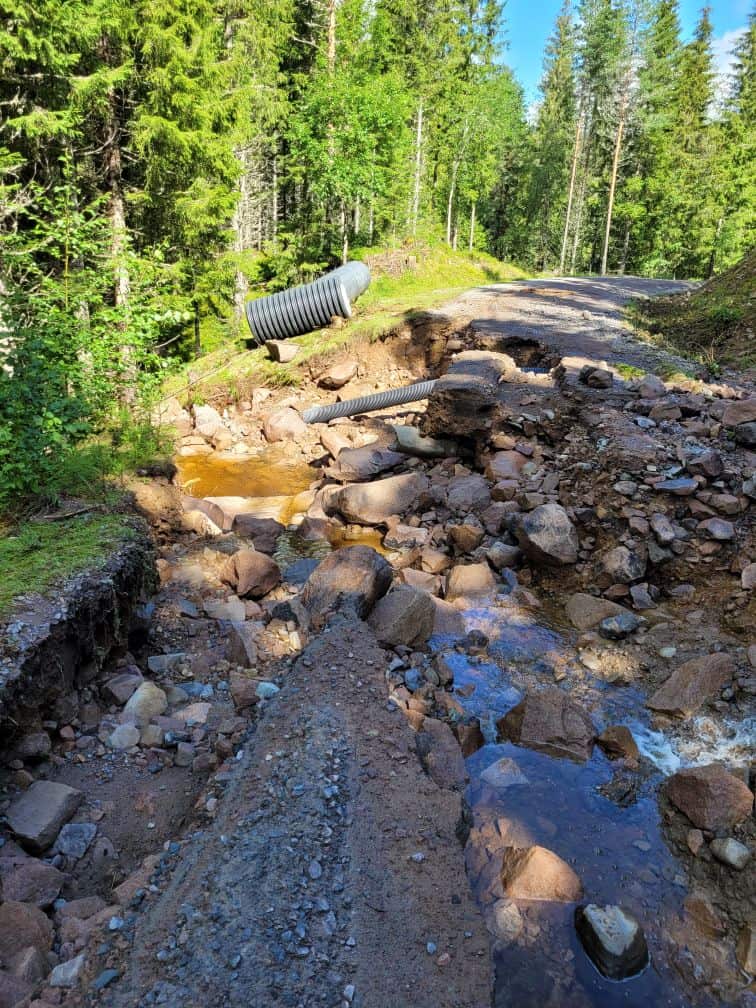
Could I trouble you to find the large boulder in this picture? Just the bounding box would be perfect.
[500,845,582,902]
[301,546,392,625]
[497,688,595,762]
[7,781,82,854]
[367,586,435,647]
[575,904,649,980]
[221,548,281,599]
[415,718,468,790]
[647,653,735,718]
[514,504,579,566]
[665,764,753,831]
[334,473,429,526]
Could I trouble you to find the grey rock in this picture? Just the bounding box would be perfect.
[53,823,97,860]
[515,503,579,566]
[7,781,83,854]
[109,724,140,750]
[49,953,86,988]
[122,681,167,727]
[575,904,649,980]
[654,477,698,495]
[368,586,435,647]
[600,545,646,584]
[480,757,529,790]
[710,837,751,870]
[734,421,756,447]
[599,612,643,639]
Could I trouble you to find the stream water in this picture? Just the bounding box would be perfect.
[175,451,746,1008]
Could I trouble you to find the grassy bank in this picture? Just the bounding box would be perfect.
[0,513,136,618]
[631,249,756,372]
[165,245,527,404]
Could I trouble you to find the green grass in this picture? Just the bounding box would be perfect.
[0,514,135,617]
[163,244,527,404]
[614,363,646,380]
[630,248,756,372]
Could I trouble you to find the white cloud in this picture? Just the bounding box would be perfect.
[711,27,747,106]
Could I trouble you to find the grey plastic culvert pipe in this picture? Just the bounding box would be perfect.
[245,261,371,345]
[301,380,438,424]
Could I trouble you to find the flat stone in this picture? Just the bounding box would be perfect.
[575,904,649,980]
[599,612,643,639]
[49,953,86,988]
[318,359,357,390]
[226,621,259,667]
[497,688,595,762]
[7,781,82,854]
[335,473,430,526]
[0,857,64,908]
[647,653,735,718]
[721,397,756,427]
[654,478,698,495]
[665,764,753,831]
[265,339,299,363]
[697,517,735,541]
[515,504,579,566]
[488,899,523,943]
[230,515,284,554]
[709,837,751,869]
[203,597,246,622]
[446,474,492,514]
[53,823,97,860]
[500,845,582,901]
[102,671,143,705]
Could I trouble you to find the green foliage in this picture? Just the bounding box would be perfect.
[0,514,134,615]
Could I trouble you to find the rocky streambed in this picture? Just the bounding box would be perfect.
[0,277,754,1008]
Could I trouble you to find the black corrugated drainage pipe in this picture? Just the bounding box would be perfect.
[245,261,371,345]
[301,380,438,424]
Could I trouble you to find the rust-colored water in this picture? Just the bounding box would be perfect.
[176,452,316,499]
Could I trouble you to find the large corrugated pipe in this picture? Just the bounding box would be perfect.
[301,380,438,424]
[245,261,371,345]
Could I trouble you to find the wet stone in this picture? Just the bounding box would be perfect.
[575,904,649,980]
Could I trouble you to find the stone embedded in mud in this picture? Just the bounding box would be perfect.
[665,763,753,831]
[564,593,628,631]
[445,562,496,602]
[445,474,492,514]
[709,837,751,870]
[488,899,523,944]
[575,904,649,980]
[424,372,499,440]
[230,515,284,554]
[514,503,579,566]
[600,545,647,584]
[579,365,613,389]
[485,451,528,483]
[646,652,735,718]
[301,545,392,625]
[262,407,307,443]
[596,726,639,766]
[415,718,468,791]
[53,823,97,860]
[7,781,82,854]
[0,901,54,961]
[367,585,435,648]
[317,359,358,390]
[221,548,281,599]
[500,845,582,902]
[497,688,595,762]
[334,472,430,526]
[121,681,168,727]
[697,517,735,541]
[684,450,724,479]
[654,477,698,496]
[599,612,643,640]
[230,672,260,711]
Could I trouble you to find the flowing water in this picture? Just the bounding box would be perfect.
[174,450,743,1007]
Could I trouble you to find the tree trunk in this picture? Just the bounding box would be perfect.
[446,165,457,246]
[193,301,201,357]
[560,114,582,275]
[369,198,375,244]
[354,197,361,236]
[707,216,723,278]
[601,100,626,275]
[570,172,587,274]
[411,101,423,236]
[469,202,476,251]
[271,146,279,248]
[619,222,630,275]
[340,202,348,264]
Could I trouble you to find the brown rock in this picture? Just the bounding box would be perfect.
[500,845,582,901]
[565,593,629,631]
[262,407,307,443]
[497,688,595,762]
[301,546,392,625]
[515,504,579,566]
[229,672,260,711]
[367,586,435,648]
[665,763,753,830]
[0,972,33,1008]
[330,446,405,483]
[335,473,430,526]
[0,902,54,961]
[415,718,468,790]
[0,857,64,908]
[736,921,756,974]
[721,398,756,428]
[647,653,735,718]
[317,359,358,390]
[230,515,284,554]
[485,451,528,482]
[221,548,281,599]
[453,719,485,757]
[445,562,496,602]
[597,726,639,765]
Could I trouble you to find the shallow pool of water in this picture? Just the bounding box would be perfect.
[176,452,316,499]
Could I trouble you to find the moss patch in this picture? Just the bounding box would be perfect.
[0,513,135,617]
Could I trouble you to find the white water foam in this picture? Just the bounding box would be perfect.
[631,715,755,775]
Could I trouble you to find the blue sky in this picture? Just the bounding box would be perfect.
[506,0,752,101]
